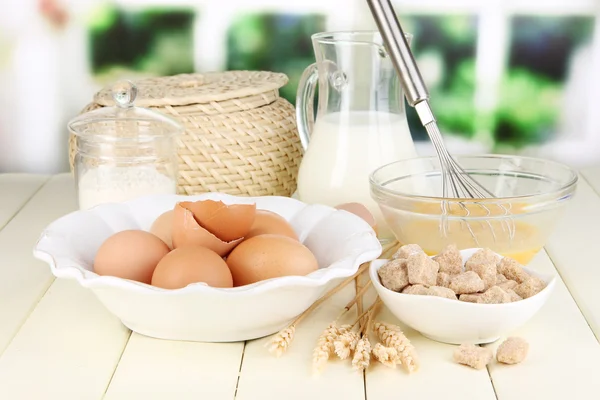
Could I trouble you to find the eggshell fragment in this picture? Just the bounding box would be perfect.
[226,234,319,287]
[335,202,377,232]
[94,230,170,284]
[150,209,174,249]
[181,199,256,242]
[171,203,242,256]
[244,209,298,241]
[152,246,233,289]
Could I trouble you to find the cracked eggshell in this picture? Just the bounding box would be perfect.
[171,203,242,256]
[180,200,256,242]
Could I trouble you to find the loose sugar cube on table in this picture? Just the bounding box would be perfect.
[497,337,529,364]
[515,276,546,299]
[426,285,457,300]
[465,248,500,270]
[478,286,512,304]
[402,284,429,295]
[453,344,493,370]
[497,257,529,283]
[433,244,463,274]
[378,259,409,292]
[392,244,424,260]
[407,253,439,287]
[450,271,485,294]
[437,272,452,288]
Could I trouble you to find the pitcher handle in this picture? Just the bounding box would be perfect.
[296,63,318,151]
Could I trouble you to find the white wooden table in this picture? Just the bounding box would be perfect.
[0,172,599,400]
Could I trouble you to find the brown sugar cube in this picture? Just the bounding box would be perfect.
[406,253,439,287]
[514,276,546,299]
[453,344,493,370]
[497,257,529,284]
[426,285,457,300]
[497,337,529,364]
[478,286,512,304]
[497,279,518,291]
[437,272,452,288]
[459,294,482,303]
[496,273,508,283]
[402,284,429,295]
[392,244,424,260]
[465,248,500,270]
[450,271,485,294]
[506,289,523,302]
[433,244,463,275]
[466,261,497,290]
[378,259,409,292]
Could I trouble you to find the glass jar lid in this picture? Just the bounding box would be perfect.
[68,80,183,141]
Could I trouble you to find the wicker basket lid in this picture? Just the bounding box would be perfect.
[93,71,289,112]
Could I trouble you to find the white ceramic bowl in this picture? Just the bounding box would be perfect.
[34,193,381,342]
[369,248,556,344]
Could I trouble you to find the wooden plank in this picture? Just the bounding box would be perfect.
[364,290,497,400]
[544,174,600,338]
[486,251,600,399]
[0,174,77,354]
[103,333,243,400]
[0,279,130,400]
[0,174,49,231]
[580,167,600,194]
[234,285,365,400]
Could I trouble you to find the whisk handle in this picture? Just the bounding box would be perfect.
[366,0,429,107]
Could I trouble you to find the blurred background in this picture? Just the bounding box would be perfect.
[1,0,599,173]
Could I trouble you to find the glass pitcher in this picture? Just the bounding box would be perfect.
[295,31,417,238]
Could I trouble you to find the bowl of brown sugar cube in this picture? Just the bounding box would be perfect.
[369,244,556,345]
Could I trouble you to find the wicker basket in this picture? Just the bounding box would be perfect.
[68,71,303,197]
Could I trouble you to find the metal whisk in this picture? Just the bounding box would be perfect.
[367,0,514,244]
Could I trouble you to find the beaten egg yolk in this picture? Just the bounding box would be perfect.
[389,201,543,265]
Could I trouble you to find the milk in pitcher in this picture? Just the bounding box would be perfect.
[297,110,418,233]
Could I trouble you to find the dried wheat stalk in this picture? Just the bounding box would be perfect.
[266,326,295,358]
[373,321,419,373]
[266,261,372,357]
[267,240,400,359]
[351,298,380,371]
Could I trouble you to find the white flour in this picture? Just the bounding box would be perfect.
[78,166,176,210]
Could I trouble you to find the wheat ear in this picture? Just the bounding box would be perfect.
[350,298,381,371]
[373,322,419,373]
[311,323,341,373]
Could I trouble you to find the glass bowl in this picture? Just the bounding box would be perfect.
[369,155,578,264]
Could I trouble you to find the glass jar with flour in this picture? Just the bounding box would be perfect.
[68,80,182,210]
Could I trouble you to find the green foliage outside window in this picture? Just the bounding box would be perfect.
[85,6,594,148]
[88,3,195,81]
[226,13,326,104]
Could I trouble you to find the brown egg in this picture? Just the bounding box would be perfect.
[171,203,243,256]
[150,209,174,249]
[151,246,233,289]
[94,230,170,284]
[180,199,256,242]
[335,202,378,233]
[245,210,298,241]
[226,234,318,287]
